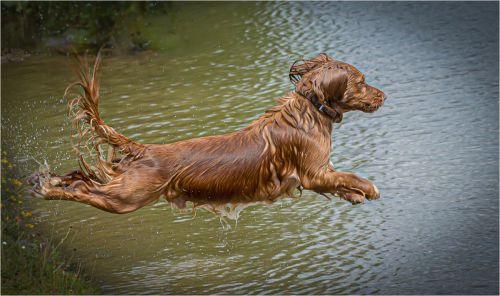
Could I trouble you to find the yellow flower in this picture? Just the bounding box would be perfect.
[25,224,35,229]
[22,211,32,217]
[12,179,23,187]
[1,159,8,164]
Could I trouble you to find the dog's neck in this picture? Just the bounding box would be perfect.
[249,93,335,137]
[297,92,343,123]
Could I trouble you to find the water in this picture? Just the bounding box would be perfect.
[2,2,498,294]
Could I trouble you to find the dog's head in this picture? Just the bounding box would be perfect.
[289,53,387,113]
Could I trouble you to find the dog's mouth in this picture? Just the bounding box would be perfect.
[361,97,385,113]
[364,104,382,113]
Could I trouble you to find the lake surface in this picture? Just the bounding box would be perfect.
[2,2,498,294]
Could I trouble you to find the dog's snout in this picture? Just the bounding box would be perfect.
[378,91,387,101]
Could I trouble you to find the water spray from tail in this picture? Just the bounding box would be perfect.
[29,52,144,191]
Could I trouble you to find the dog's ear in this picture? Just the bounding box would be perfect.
[295,63,348,107]
[316,66,348,104]
[289,53,334,85]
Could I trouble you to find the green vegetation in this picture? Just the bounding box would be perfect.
[1,1,171,53]
[1,152,99,295]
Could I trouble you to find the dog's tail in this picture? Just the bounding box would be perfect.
[65,53,144,184]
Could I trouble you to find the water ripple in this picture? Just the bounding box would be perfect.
[1,1,498,295]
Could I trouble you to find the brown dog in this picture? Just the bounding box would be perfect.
[30,53,386,217]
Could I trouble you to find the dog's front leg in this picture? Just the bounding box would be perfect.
[303,170,380,204]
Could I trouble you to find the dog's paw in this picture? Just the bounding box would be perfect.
[365,183,380,200]
[337,191,365,204]
[350,177,380,201]
[30,182,49,197]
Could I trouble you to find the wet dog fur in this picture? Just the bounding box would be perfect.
[29,53,387,215]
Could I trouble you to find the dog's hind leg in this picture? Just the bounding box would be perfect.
[36,165,164,214]
[41,188,133,214]
[39,184,160,214]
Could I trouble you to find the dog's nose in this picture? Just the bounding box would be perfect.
[380,92,388,101]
